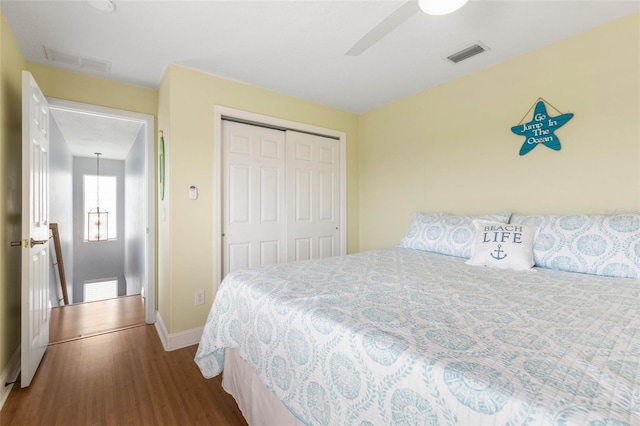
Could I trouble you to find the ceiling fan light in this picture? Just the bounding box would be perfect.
[418,0,468,16]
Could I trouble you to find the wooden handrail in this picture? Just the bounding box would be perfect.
[49,223,69,305]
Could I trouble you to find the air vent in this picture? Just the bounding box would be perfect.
[43,46,111,74]
[447,42,489,64]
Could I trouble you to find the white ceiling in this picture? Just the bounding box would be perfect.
[8,1,636,160]
[3,0,639,116]
[49,108,143,160]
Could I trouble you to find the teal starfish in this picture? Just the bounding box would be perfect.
[511,100,573,156]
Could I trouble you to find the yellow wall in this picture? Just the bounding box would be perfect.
[25,62,158,117]
[358,13,640,251]
[0,11,26,382]
[158,65,360,333]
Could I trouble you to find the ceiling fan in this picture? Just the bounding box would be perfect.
[345,0,469,56]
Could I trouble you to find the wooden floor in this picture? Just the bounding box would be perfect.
[50,295,146,344]
[0,299,248,426]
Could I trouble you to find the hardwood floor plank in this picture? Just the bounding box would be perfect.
[49,295,146,344]
[1,325,248,426]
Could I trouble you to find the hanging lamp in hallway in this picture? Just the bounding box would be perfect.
[88,152,109,241]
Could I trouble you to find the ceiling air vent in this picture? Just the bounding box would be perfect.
[447,42,489,64]
[43,46,112,74]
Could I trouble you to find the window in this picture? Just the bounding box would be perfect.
[84,175,117,241]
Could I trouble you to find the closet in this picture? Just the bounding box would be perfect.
[222,120,341,277]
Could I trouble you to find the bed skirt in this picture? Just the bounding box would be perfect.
[222,348,302,426]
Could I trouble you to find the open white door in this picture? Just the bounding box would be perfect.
[20,71,50,388]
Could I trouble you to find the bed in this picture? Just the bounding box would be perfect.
[195,213,640,425]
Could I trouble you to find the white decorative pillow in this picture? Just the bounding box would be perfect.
[466,220,540,271]
[510,213,640,278]
[398,211,511,258]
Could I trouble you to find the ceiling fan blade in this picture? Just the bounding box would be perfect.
[345,1,420,56]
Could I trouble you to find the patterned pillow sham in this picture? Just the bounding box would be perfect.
[510,213,640,278]
[398,211,512,258]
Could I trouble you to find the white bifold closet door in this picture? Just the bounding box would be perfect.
[223,121,286,277]
[222,120,340,277]
[285,130,340,262]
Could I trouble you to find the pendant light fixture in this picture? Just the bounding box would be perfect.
[87,152,109,241]
[418,0,468,16]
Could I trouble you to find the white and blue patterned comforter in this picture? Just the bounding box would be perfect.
[195,248,640,425]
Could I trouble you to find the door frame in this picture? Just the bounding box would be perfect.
[47,98,157,324]
[213,106,347,287]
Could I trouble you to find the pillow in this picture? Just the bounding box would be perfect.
[398,211,511,258]
[510,214,640,278]
[466,220,540,271]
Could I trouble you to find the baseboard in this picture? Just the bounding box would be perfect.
[0,345,21,411]
[154,312,203,351]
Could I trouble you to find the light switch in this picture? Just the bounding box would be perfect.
[189,185,198,200]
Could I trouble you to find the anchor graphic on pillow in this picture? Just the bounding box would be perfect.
[491,244,507,260]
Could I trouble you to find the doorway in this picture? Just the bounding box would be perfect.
[47,99,156,326]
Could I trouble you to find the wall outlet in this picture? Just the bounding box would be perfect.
[195,290,205,306]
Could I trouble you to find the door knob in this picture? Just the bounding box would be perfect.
[10,238,47,248]
[30,238,47,248]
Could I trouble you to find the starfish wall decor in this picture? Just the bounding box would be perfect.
[511,99,574,156]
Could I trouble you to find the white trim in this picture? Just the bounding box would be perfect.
[213,106,347,288]
[143,106,157,325]
[0,345,21,411]
[46,98,156,324]
[154,312,169,350]
[154,312,203,351]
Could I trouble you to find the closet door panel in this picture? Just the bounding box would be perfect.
[228,164,250,224]
[319,236,335,259]
[286,131,340,261]
[260,240,280,266]
[228,243,250,273]
[294,238,312,262]
[222,121,286,277]
[260,167,280,223]
[318,170,334,222]
[294,169,312,222]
